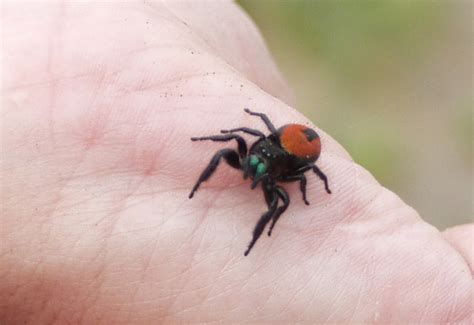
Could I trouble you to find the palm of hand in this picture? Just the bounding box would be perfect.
[2,2,472,323]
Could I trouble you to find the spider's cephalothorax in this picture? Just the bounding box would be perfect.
[189,108,331,256]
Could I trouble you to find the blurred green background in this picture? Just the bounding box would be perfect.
[238,0,472,229]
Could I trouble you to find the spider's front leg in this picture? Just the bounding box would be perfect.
[189,133,250,198]
[267,186,290,236]
[191,133,248,158]
[189,148,241,198]
[244,180,279,256]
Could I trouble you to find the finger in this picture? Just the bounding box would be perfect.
[159,1,296,106]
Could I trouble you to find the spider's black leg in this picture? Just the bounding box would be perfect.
[267,186,290,236]
[220,127,265,138]
[244,186,278,256]
[191,134,247,158]
[263,182,273,206]
[278,174,309,205]
[243,108,278,136]
[312,165,331,194]
[189,149,240,199]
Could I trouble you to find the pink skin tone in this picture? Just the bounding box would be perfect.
[1,2,472,323]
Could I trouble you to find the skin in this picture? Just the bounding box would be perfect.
[1,1,472,323]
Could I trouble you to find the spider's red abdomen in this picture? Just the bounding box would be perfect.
[279,124,321,161]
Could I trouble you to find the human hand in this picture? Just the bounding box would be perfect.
[2,2,472,323]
